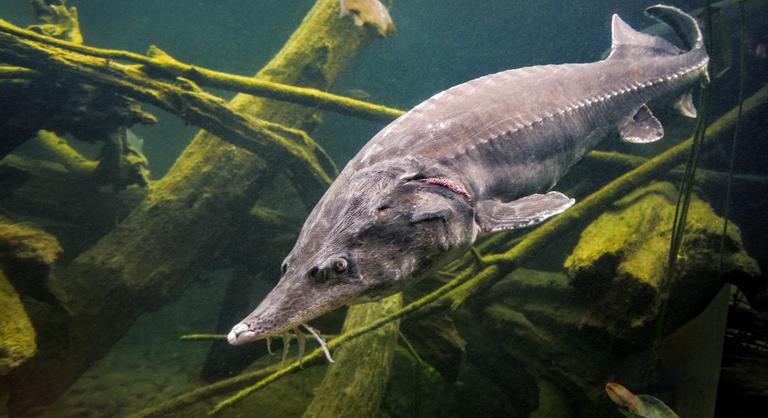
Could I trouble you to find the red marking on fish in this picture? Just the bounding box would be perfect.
[424,178,472,202]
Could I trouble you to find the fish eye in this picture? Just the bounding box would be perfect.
[333,258,348,273]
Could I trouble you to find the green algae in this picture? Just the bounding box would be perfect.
[565,181,760,331]
[0,270,36,376]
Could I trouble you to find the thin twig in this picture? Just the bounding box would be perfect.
[179,333,227,341]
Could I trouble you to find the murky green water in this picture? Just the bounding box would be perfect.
[1,1,767,417]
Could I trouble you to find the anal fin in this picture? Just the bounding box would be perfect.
[620,105,664,143]
[674,88,697,118]
[476,191,575,233]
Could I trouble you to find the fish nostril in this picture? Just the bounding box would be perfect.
[308,266,319,279]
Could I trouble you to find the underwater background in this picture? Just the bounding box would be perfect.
[0,0,767,417]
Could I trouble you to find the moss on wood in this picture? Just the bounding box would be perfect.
[565,181,760,335]
[302,294,402,418]
[0,270,36,376]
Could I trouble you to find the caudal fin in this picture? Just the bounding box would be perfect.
[609,4,705,60]
[645,4,704,52]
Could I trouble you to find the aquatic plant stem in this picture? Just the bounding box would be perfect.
[179,334,228,341]
[0,18,404,123]
[0,65,39,78]
[126,362,288,418]
[718,1,747,276]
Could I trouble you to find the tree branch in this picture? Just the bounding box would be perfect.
[0,24,337,190]
[0,17,403,123]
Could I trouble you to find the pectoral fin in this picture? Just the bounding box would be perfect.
[476,191,575,232]
[620,105,664,143]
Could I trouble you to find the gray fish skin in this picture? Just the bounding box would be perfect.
[228,5,708,345]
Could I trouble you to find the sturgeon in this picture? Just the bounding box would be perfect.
[228,5,709,345]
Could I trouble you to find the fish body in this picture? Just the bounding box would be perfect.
[228,5,708,345]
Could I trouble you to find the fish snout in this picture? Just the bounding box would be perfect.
[226,277,313,346]
[226,316,277,346]
[227,323,253,345]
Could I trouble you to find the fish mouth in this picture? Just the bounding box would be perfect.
[227,270,367,346]
[227,323,263,346]
[226,296,352,346]
[226,312,302,346]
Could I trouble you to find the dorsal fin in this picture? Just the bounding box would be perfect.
[609,14,681,59]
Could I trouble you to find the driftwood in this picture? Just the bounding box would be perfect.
[3,0,379,414]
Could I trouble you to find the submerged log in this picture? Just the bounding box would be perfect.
[302,294,402,418]
[0,268,37,376]
[5,0,378,413]
[471,181,759,416]
[0,153,146,260]
[0,20,335,195]
[0,269,35,418]
[0,217,62,303]
[564,181,759,337]
[0,216,59,414]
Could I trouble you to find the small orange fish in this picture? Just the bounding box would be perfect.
[605,382,680,418]
[606,382,646,416]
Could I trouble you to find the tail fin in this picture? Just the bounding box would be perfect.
[645,4,704,52]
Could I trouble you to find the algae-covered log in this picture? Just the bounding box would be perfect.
[6,0,378,413]
[0,216,60,406]
[302,294,402,418]
[0,272,37,377]
[469,182,758,416]
[559,178,757,415]
[0,151,146,258]
[0,218,62,302]
[565,181,759,337]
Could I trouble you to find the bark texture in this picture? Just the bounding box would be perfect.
[302,294,402,418]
